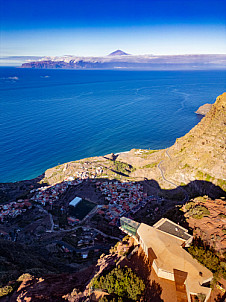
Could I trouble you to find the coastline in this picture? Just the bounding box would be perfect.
[114,151,130,155]
[1,68,226,183]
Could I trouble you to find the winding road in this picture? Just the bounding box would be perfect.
[157,149,189,203]
[37,205,54,232]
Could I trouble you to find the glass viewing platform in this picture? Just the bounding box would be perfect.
[120,217,140,237]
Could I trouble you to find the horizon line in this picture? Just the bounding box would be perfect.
[1,52,226,58]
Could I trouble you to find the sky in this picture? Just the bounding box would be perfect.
[0,0,226,65]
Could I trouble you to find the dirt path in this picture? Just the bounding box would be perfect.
[157,151,189,203]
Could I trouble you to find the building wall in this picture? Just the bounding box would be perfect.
[152,260,159,276]
[204,288,212,302]
[138,235,175,281]
[185,280,192,302]
[124,220,212,302]
[157,268,175,281]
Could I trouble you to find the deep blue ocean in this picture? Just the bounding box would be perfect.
[0,67,225,183]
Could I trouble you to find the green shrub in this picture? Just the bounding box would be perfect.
[182,163,190,169]
[142,162,158,169]
[0,285,13,297]
[219,262,226,279]
[186,204,210,219]
[114,161,131,174]
[185,202,195,211]
[197,293,206,302]
[136,149,158,159]
[17,273,33,282]
[91,266,145,301]
[188,238,223,274]
[205,174,212,182]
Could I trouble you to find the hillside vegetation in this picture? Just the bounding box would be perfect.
[91,266,145,301]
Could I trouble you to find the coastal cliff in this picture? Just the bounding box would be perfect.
[161,92,226,188]
[41,93,226,193]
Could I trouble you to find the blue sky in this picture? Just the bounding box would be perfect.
[1,0,226,62]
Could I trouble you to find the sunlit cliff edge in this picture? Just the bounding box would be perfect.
[161,92,226,188]
[43,93,226,193]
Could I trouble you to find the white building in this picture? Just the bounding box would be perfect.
[120,217,213,302]
[69,197,82,207]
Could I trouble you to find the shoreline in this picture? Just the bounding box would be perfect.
[114,151,130,155]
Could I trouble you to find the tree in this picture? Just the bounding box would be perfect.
[91,266,145,301]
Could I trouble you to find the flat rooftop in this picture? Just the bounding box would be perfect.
[153,218,192,241]
[137,222,212,296]
[69,197,82,207]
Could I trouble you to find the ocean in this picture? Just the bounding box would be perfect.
[0,68,225,183]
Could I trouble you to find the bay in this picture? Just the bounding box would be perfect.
[0,68,225,182]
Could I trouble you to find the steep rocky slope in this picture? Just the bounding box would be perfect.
[183,196,226,256]
[160,92,226,189]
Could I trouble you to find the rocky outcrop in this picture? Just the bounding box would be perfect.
[183,197,226,256]
[3,241,131,302]
[195,103,213,115]
[6,269,95,302]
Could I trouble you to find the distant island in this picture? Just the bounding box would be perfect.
[21,50,226,70]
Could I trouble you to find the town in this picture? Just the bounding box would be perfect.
[0,171,166,251]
